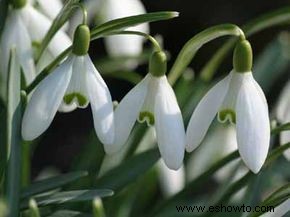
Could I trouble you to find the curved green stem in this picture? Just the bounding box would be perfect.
[167,24,245,85]
[106,30,162,51]
[71,3,88,25]
[200,6,290,82]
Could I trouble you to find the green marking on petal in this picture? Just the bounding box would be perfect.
[138,111,155,126]
[218,109,236,124]
[63,93,88,107]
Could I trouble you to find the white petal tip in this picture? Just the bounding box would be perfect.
[163,160,183,171]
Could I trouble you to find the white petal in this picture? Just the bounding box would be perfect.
[158,160,185,197]
[22,6,71,57]
[0,11,35,86]
[21,56,73,140]
[276,80,290,122]
[37,0,63,20]
[85,55,114,148]
[113,74,150,153]
[260,199,290,217]
[280,131,290,160]
[185,74,231,152]
[58,101,77,113]
[236,73,270,173]
[103,0,149,57]
[155,76,185,170]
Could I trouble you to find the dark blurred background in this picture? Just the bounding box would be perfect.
[32,0,290,177]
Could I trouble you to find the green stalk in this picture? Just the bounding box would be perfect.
[5,49,22,217]
[167,24,245,85]
[200,6,290,82]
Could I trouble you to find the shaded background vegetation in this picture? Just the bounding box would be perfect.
[32,0,290,177]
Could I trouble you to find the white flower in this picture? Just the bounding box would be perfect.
[21,54,115,149]
[276,80,290,160]
[0,2,71,89]
[30,0,64,20]
[102,0,149,57]
[186,70,270,173]
[113,72,185,170]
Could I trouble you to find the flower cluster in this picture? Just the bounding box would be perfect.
[0,0,278,175]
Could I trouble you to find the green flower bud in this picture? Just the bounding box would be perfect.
[11,0,27,9]
[72,25,90,56]
[233,39,253,73]
[149,51,167,77]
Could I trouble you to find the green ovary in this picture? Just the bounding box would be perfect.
[63,93,88,107]
[218,109,236,124]
[138,111,155,126]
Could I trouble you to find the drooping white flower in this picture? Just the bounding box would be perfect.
[22,25,114,150]
[31,0,64,20]
[101,0,149,57]
[276,80,290,160]
[113,51,185,170]
[0,0,71,88]
[186,40,270,174]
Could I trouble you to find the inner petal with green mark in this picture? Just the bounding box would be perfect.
[63,56,89,108]
[218,109,236,124]
[138,111,155,126]
[63,92,88,107]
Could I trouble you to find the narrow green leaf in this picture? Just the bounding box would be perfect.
[96,148,160,191]
[168,24,244,85]
[21,190,113,209]
[271,122,290,135]
[90,11,179,41]
[0,0,8,38]
[200,6,290,81]
[36,0,80,61]
[21,171,88,199]
[249,184,290,217]
[5,48,22,217]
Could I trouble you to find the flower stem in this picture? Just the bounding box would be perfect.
[200,6,290,82]
[167,24,245,85]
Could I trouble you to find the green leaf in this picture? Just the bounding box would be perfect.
[21,190,113,209]
[168,24,244,85]
[90,11,179,41]
[36,0,80,61]
[249,183,290,217]
[200,6,290,82]
[271,122,290,135]
[96,148,160,192]
[0,0,8,38]
[21,171,88,199]
[5,48,22,217]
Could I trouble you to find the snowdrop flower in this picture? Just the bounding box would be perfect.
[0,0,71,87]
[29,0,63,21]
[101,0,149,57]
[186,39,270,173]
[22,25,114,150]
[276,81,290,160]
[113,51,185,170]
